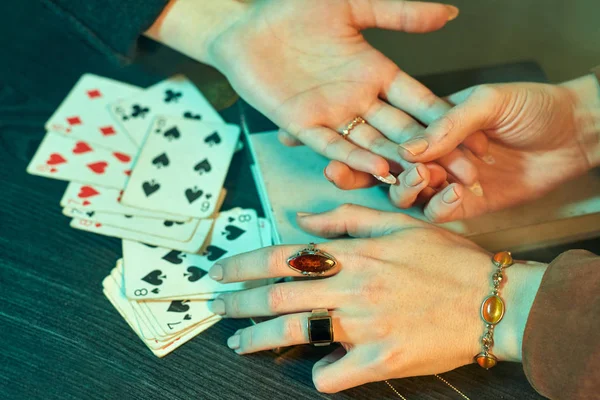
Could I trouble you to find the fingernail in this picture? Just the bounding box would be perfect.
[297,212,313,217]
[442,186,459,204]
[227,335,240,350]
[481,154,495,165]
[399,138,429,156]
[208,264,223,281]
[468,181,484,197]
[373,173,397,185]
[323,167,334,183]
[209,299,225,315]
[405,166,423,187]
[446,5,460,21]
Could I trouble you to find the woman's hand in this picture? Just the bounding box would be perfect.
[327,75,600,222]
[206,205,548,393]
[206,0,466,179]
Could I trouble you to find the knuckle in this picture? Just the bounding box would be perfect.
[322,134,343,157]
[313,373,336,394]
[282,316,304,343]
[373,348,404,372]
[227,295,241,316]
[417,89,441,111]
[337,203,358,214]
[358,276,386,304]
[267,247,288,276]
[472,84,499,101]
[240,327,254,350]
[266,285,286,313]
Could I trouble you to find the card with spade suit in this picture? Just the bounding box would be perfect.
[103,263,220,357]
[27,132,133,189]
[109,75,224,147]
[120,116,240,218]
[60,182,190,222]
[122,208,265,300]
[46,74,140,154]
[70,217,214,253]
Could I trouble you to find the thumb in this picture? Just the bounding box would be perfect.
[296,204,422,239]
[398,84,505,162]
[350,0,459,33]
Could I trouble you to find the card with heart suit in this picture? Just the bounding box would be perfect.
[103,264,220,357]
[120,116,240,218]
[46,74,141,154]
[122,208,265,300]
[70,217,214,253]
[60,182,190,222]
[27,132,133,189]
[63,208,200,242]
[109,75,224,147]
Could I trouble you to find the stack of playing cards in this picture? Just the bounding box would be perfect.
[26,74,272,356]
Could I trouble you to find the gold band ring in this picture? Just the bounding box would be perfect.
[340,117,366,138]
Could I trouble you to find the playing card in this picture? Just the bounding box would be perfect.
[70,217,214,253]
[109,75,224,147]
[63,207,200,241]
[60,182,189,222]
[46,74,141,154]
[122,208,265,300]
[120,116,240,218]
[258,217,273,247]
[103,263,220,357]
[27,132,132,189]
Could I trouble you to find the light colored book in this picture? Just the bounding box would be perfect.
[245,131,600,252]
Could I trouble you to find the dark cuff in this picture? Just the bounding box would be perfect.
[46,0,169,61]
[522,250,600,399]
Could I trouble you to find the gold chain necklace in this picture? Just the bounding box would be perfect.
[385,374,471,400]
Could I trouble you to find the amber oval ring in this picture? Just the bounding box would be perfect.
[286,243,338,276]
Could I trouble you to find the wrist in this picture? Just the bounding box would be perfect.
[560,74,600,169]
[493,260,548,362]
[144,0,248,66]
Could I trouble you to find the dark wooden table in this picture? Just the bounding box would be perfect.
[1,58,573,399]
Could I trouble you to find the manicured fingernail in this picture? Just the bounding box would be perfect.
[373,173,397,185]
[297,212,313,217]
[323,167,334,183]
[446,5,460,21]
[227,335,240,350]
[399,138,429,156]
[442,186,459,204]
[405,166,423,187]
[209,299,225,315]
[481,154,495,165]
[208,264,223,281]
[468,181,484,197]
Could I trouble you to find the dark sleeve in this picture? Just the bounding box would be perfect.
[522,250,600,399]
[44,0,169,61]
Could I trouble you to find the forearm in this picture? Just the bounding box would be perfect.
[561,73,600,168]
[144,0,248,66]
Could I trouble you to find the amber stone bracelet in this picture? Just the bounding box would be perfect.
[474,251,514,369]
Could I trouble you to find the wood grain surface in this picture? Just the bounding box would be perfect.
[0,64,554,399]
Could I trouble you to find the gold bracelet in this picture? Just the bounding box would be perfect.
[474,251,514,369]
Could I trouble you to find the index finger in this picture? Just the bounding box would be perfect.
[208,242,349,284]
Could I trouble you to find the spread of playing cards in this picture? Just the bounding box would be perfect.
[27,73,273,357]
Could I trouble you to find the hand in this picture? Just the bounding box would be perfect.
[329,75,600,221]
[207,205,546,393]
[207,0,487,181]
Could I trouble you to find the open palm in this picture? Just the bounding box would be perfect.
[209,0,460,176]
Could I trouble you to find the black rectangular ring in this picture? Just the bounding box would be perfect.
[308,316,333,346]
